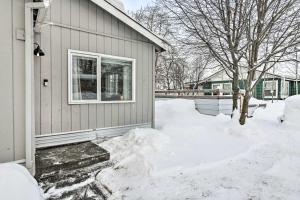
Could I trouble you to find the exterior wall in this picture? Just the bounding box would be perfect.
[34,0,155,136]
[0,0,156,162]
[0,0,26,163]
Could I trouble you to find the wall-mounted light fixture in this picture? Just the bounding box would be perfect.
[43,79,49,87]
[34,42,45,57]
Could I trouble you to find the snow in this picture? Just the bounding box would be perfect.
[0,164,44,200]
[97,98,300,200]
[282,95,300,127]
[249,97,266,105]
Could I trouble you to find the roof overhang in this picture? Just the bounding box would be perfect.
[91,0,168,52]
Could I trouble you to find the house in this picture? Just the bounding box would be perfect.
[0,0,167,173]
[190,69,300,100]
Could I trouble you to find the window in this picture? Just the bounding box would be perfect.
[101,57,133,101]
[281,80,289,98]
[222,83,232,95]
[223,83,232,91]
[68,50,135,104]
[212,84,221,90]
[212,83,232,95]
[71,54,98,101]
[264,80,278,98]
[212,84,221,95]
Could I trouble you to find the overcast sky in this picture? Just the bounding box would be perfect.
[122,0,153,11]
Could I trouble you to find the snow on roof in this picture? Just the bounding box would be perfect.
[201,68,223,81]
[272,61,299,80]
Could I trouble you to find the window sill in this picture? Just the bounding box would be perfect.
[263,96,278,99]
[68,100,136,105]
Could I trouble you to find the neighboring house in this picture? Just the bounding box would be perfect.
[186,69,300,100]
[0,0,167,172]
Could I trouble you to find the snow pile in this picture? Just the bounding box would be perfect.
[283,95,300,126]
[0,164,44,200]
[253,100,285,123]
[249,97,266,105]
[97,99,300,200]
[100,128,169,178]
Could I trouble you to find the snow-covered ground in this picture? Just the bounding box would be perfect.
[97,97,300,200]
[0,164,44,200]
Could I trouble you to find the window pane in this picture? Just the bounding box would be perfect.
[72,55,97,100]
[264,81,276,97]
[212,84,221,89]
[223,83,231,91]
[223,83,232,95]
[284,81,289,95]
[101,57,133,101]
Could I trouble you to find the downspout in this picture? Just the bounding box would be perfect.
[25,1,50,174]
[296,49,299,95]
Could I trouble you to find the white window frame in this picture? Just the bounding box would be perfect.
[280,79,289,99]
[212,83,222,90]
[222,83,232,95]
[263,80,278,99]
[68,49,136,104]
[211,83,232,96]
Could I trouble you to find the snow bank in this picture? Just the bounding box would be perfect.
[253,100,285,122]
[249,97,266,105]
[0,164,44,200]
[97,99,254,199]
[283,95,300,126]
[97,98,300,200]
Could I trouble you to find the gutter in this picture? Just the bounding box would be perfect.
[25,0,51,174]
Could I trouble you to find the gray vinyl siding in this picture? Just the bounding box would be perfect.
[0,0,156,162]
[0,0,26,162]
[34,0,155,135]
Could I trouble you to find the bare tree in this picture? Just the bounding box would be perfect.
[132,3,190,90]
[238,0,300,124]
[161,0,252,111]
[188,54,214,89]
[156,46,188,89]
[162,0,300,124]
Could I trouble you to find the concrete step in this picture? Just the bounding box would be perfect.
[47,182,109,200]
[39,161,112,190]
[40,162,112,200]
[35,142,112,200]
[35,142,110,179]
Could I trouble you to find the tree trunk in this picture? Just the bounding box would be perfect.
[239,90,250,125]
[232,71,239,111]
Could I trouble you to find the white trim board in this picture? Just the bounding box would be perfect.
[90,0,167,51]
[281,79,289,99]
[35,123,151,148]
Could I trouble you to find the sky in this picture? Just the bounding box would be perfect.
[122,0,153,11]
